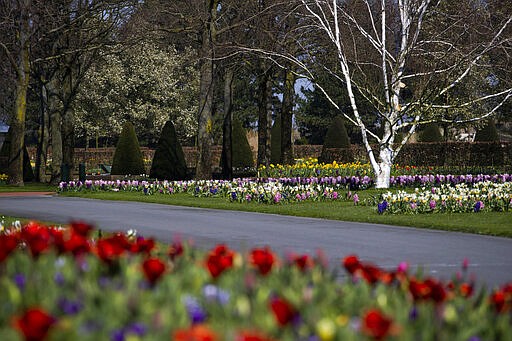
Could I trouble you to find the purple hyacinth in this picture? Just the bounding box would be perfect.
[14,274,26,291]
[183,295,207,324]
[377,200,388,214]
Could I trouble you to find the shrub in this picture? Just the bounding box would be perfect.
[0,127,34,182]
[320,116,351,163]
[111,121,146,176]
[149,120,187,180]
[419,123,443,142]
[271,117,281,164]
[232,119,254,169]
[474,119,499,142]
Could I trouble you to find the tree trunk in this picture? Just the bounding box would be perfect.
[257,66,272,167]
[35,83,50,183]
[195,0,218,180]
[221,67,234,179]
[280,69,295,165]
[62,107,75,171]
[48,78,63,184]
[374,147,393,189]
[7,0,31,186]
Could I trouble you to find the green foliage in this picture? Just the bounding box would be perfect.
[271,117,281,164]
[0,127,34,182]
[320,116,351,163]
[149,120,187,180]
[232,119,254,169]
[474,119,500,142]
[419,123,443,142]
[111,122,145,176]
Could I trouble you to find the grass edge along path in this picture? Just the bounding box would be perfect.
[58,191,512,238]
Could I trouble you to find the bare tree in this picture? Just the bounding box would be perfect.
[250,0,512,187]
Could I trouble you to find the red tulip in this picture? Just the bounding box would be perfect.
[14,307,56,341]
[21,224,51,258]
[342,255,361,275]
[206,244,234,278]
[250,247,275,275]
[131,237,155,254]
[95,235,129,263]
[64,232,91,256]
[0,234,19,262]
[142,257,166,285]
[168,241,184,260]
[173,324,218,341]
[70,221,94,237]
[269,296,296,326]
[292,254,313,272]
[409,278,446,303]
[362,309,393,340]
[236,331,276,341]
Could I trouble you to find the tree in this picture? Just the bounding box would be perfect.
[149,120,188,180]
[474,119,500,142]
[0,0,31,186]
[110,121,145,176]
[74,42,198,145]
[231,119,254,169]
[320,116,350,163]
[270,117,281,165]
[419,123,443,143]
[269,0,512,187]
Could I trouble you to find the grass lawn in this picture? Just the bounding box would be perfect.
[2,183,510,237]
[58,190,512,238]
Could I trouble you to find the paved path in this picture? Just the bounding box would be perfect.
[1,194,511,288]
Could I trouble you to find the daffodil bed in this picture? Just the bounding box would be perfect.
[0,221,511,341]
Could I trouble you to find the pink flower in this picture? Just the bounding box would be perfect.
[353,193,359,205]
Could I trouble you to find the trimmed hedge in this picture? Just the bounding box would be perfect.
[111,122,146,176]
[320,116,351,163]
[149,120,187,180]
[232,119,254,169]
[419,123,443,142]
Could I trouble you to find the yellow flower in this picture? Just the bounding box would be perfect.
[316,318,336,341]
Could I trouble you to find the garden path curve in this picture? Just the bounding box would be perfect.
[1,194,511,288]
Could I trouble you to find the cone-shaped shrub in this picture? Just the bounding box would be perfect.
[111,121,145,176]
[270,117,281,165]
[232,119,254,169]
[0,127,34,181]
[149,120,187,180]
[474,119,499,142]
[320,116,350,163]
[419,123,443,142]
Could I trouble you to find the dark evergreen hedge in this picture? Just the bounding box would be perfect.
[419,123,443,142]
[270,117,281,165]
[320,116,351,163]
[111,121,146,176]
[149,120,187,180]
[232,119,254,169]
[474,119,499,142]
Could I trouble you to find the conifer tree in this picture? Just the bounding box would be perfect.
[320,116,350,163]
[111,122,145,176]
[149,120,188,180]
[232,119,254,169]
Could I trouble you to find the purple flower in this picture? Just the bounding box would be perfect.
[183,295,207,324]
[474,201,484,213]
[409,306,418,321]
[58,298,83,315]
[54,272,65,286]
[353,193,359,205]
[429,200,436,210]
[14,274,26,291]
[377,201,388,214]
[110,329,124,341]
[126,322,147,336]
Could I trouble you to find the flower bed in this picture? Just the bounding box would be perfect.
[377,182,512,214]
[0,221,511,341]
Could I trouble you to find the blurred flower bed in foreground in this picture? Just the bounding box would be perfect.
[0,221,511,340]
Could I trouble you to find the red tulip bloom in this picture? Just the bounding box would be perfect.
[142,257,166,285]
[360,264,384,285]
[173,324,218,341]
[236,331,276,341]
[0,234,19,262]
[21,224,51,258]
[64,232,91,256]
[131,237,155,255]
[14,307,56,341]
[250,247,275,276]
[269,296,296,326]
[292,254,313,272]
[362,309,393,340]
[168,241,184,260]
[342,255,361,275]
[95,235,128,263]
[70,221,94,237]
[409,278,446,303]
[206,244,234,278]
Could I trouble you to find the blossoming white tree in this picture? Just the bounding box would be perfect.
[265,0,512,188]
[75,42,199,145]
